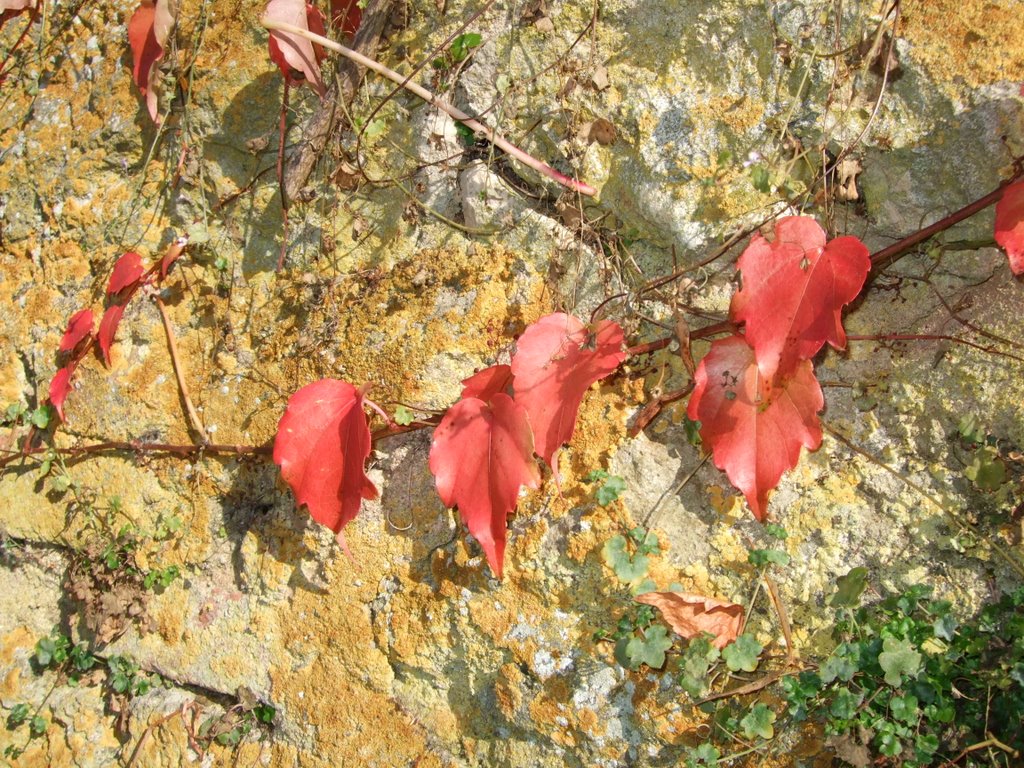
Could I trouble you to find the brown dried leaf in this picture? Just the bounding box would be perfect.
[636,591,744,649]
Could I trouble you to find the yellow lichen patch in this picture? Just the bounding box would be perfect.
[902,0,1024,87]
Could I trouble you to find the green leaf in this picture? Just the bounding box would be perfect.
[764,523,788,540]
[747,548,790,567]
[957,414,984,444]
[739,703,776,739]
[965,446,1006,491]
[878,636,922,687]
[683,416,702,447]
[596,475,626,506]
[828,686,860,720]
[679,636,721,699]
[29,715,46,737]
[828,567,868,608]
[688,743,720,766]
[254,704,276,724]
[932,614,957,642]
[362,119,386,138]
[819,648,858,683]
[393,405,415,426]
[30,405,52,429]
[601,535,649,583]
[624,624,672,669]
[750,165,771,193]
[583,469,609,483]
[723,634,762,672]
[890,693,919,724]
[7,702,30,727]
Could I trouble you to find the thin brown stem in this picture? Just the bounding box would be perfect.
[154,296,208,443]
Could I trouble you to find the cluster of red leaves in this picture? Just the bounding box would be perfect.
[273,312,626,578]
[264,0,362,97]
[126,0,178,122]
[687,216,870,520]
[47,241,186,422]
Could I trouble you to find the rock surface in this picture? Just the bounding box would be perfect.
[1,0,1023,765]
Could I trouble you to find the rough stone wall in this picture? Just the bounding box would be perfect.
[1,0,1022,766]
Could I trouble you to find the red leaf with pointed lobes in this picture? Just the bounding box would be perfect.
[995,181,1024,276]
[97,304,125,367]
[511,313,626,475]
[730,216,870,383]
[429,393,541,579]
[59,309,94,353]
[265,0,327,97]
[460,364,514,401]
[274,379,378,536]
[48,365,74,422]
[686,334,823,521]
[108,252,145,296]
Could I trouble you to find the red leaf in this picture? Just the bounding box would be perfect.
[273,379,379,536]
[511,313,626,473]
[460,364,513,401]
[0,0,35,29]
[329,0,361,35]
[635,592,744,649]
[127,0,176,122]
[48,365,74,422]
[160,236,188,279]
[686,334,823,520]
[108,252,145,296]
[58,309,94,353]
[429,393,541,578]
[730,216,870,382]
[995,181,1024,276]
[98,304,126,367]
[265,0,327,97]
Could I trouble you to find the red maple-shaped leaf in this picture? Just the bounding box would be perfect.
[265,0,327,97]
[329,0,361,35]
[686,334,823,521]
[48,365,74,422]
[730,216,870,382]
[995,180,1024,276]
[274,379,379,536]
[511,313,626,474]
[58,309,94,353]
[97,304,126,367]
[460,364,514,401]
[429,393,541,578]
[107,252,145,296]
[127,0,176,122]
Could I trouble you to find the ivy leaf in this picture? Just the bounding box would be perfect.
[686,334,823,520]
[273,379,379,539]
[97,304,126,367]
[740,703,776,739]
[48,366,74,422]
[635,592,744,649]
[819,646,858,683]
[127,0,177,123]
[994,180,1024,275]
[265,0,327,97]
[618,624,673,670]
[107,252,146,296]
[878,636,922,687]
[828,567,869,608]
[58,309,94,353]
[393,405,415,426]
[511,313,625,476]
[722,633,763,672]
[730,216,870,382]
[429,393,541,578]
[460,364,514,401]
[601,535,648,583]
[595,475,626,505]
